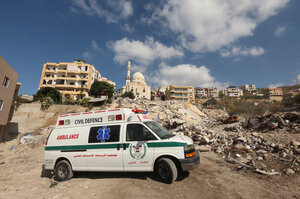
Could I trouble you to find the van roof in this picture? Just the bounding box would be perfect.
[56,108,153,128]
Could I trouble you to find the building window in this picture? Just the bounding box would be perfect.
[0,99,3,111]
[3,76,10,88]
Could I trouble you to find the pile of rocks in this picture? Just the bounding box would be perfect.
[242,112,300,133]
[117,98,299,175]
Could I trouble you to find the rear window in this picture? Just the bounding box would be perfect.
[88,125,120,143]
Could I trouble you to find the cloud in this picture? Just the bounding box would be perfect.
[275,26,286,37]
[69,0,133,23]
[267,83,284,88]
[107,37,184,71]
[81,51,91,60]
[149,0,289,52]
[80,40,103,60]
[91,40,102,52]
[295,74,300,84]
[122,24,135,33]
[148,63,226,89]
[220,46,264,57]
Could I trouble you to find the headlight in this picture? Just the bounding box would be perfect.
[184,144,195,151]
[184,144,196,158]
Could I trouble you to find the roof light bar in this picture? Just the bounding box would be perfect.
[132,109,147,114]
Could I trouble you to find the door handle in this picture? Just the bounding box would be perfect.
[117,144,120,151]
[123,143,126,150]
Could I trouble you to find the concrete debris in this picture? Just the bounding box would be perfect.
[195,145,211,152]
[116,98,300,175]
[286,168,295,175]
[242,112,300,132]
[20,134,44,145]
[255,168,279,176]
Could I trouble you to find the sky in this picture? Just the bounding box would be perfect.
[1,0,300,95]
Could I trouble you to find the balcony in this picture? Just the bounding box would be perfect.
[169,89,189,93]
[170,95,189,99]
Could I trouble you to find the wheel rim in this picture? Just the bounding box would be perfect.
[57,165,68,179]
[158,163,170,180]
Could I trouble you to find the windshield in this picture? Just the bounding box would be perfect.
[144,121,174,139]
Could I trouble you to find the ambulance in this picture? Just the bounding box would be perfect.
[44,108,200,184]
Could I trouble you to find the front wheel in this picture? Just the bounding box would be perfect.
[54,160,73,181]
[155,158,178,184]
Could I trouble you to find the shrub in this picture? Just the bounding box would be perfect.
[121,91,135,99]
[204,98,217,106]
[81,97,90,107]
[294,94,300,104]
[41,97,54,111]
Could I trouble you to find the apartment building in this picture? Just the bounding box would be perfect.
[0,56,20,140]
[166,85,195,103]
[195,87,208,98]
[195,87,219,99]
[222,86,243,97]
[266,88,283,101]
[39,60,115,100]
[240,84,256,92]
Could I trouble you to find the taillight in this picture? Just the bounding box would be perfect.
[45,129,53,145]
[45,135,50,145]
[59,120,64,126]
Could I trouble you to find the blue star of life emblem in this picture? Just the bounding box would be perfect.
[96,126,111,142]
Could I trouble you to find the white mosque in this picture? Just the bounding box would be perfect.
[119,61,151,100]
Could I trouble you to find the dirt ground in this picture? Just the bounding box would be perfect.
[0,138,299,199]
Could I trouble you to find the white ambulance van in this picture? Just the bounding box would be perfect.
[44,108,199,184]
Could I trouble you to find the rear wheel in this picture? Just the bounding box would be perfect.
[54,160,73,181]
[155,158,177,184]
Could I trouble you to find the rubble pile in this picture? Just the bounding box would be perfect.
[117,98,300,175]
[242,112,300,133]
[117,98,210,132]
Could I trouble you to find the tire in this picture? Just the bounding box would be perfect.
[54,160,73,181]
[155,158,178,184]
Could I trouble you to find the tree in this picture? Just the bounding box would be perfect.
[88,81,115,102]
[121,91,135,99]
[33,87,62,104]
[204,98,217,106]
[294,94,300,104]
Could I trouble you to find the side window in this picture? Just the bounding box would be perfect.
[126,124,156,141]
[3,76,10,88]
[0,99,3,111]
[88,125,120,143]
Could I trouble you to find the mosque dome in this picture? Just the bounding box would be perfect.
[132,72,145,83]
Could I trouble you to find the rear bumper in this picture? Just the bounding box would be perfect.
[179,151,200,171]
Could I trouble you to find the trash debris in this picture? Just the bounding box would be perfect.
[10,145,15,152]
[255,169,279,175]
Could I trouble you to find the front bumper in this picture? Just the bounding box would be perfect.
[179,151,200,171]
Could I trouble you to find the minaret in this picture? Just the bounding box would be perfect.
[125,61,131,85]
